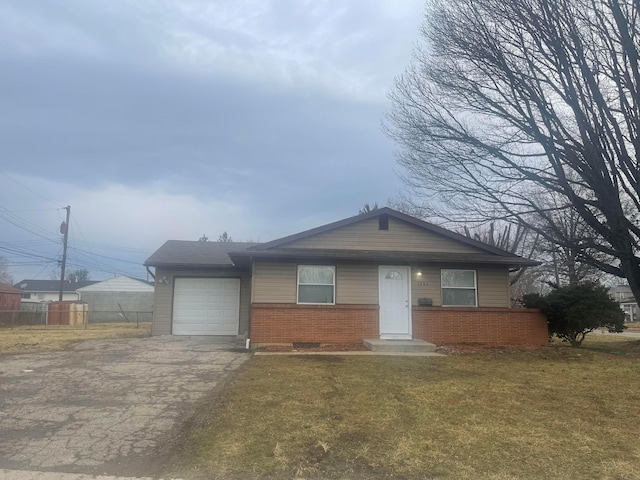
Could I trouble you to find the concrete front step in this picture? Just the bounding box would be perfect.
[363,338,437,353]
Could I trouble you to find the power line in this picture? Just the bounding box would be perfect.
[0,204,61,243]
[0,244,59,262]
[0,170,60,206]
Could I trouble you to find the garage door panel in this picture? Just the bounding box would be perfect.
[172,278,240,336]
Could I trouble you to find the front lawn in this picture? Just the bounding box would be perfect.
[167,335,640,479]
[0,323,151,354]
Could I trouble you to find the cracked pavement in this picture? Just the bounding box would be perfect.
[0,336,250,477]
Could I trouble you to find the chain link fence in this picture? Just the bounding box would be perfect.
[0,307,152,328]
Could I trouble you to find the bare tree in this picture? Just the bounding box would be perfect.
[463,221,539,286]
[66,268,91,282]
[217,232,233,243]
[358,203,380,215]
[0,256,12,285]
[526,192,609,285]
[386,0,640,302]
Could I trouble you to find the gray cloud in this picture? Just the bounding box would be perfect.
[0,0,424,281]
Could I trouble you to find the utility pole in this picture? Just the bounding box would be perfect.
[58,205,70,302]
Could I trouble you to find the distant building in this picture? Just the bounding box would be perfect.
[610,284,638,322]
[76,276,154,323]
[13,279,98,303]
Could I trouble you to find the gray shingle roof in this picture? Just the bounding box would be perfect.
[145,209,539,269]
[13,280,98,292]
[144,241,259,267]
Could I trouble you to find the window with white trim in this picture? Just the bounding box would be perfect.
[441,269,477,306]
[297,265,335,304]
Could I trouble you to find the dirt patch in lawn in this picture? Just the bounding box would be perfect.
[0,323,151,355]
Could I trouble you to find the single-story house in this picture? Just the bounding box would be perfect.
[13,279,97,302]
[76,276,154,323]
[145,208,548,346]
[610,284,638,322]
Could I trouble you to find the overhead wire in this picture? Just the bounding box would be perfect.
[0,170,60,207]
[1,172,148,280]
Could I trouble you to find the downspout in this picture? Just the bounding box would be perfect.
[247,255,253,349]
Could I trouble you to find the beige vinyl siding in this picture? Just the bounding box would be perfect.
[252,262,297,303]
[477,268,510,307]
[336,264,378,304]
[251,262,511,308]
[286,217,485,253]
[410,265,510,307]
[252,261,379,305]
[152,267,173,335]
[411,266,443,306]
[151,267,251,336]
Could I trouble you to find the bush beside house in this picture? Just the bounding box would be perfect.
[524,283,625,347]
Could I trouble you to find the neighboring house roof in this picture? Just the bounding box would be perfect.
[145,241,259,268]
[77,276,154,293]
[0,283,22,294]
[145,208,539,269]
[13,279,98,292]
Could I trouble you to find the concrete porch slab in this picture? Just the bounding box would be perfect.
[364,338,437,353]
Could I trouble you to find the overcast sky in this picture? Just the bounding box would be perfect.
[0,0,425,282]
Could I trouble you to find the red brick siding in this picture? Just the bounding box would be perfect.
[250,304,548,346]
[250,303,379,344]
[412,306,548,346]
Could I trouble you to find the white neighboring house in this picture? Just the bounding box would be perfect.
[14,279,97,303]
[76,276,154,323]
[610,284,638,322]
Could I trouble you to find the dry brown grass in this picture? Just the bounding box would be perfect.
[0,323,151,354]
[168,334,640,480]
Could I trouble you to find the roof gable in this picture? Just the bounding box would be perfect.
[250,208,513,256]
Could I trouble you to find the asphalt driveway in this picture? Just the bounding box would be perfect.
[0,336,250,477]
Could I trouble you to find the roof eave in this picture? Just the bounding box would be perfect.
[231,249,540,268]
[144,262,242,269]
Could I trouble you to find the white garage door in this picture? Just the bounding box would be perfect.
[172,278,240,335]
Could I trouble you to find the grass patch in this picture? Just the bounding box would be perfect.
[167,336,640,479]
[578,334,640,356]
[0,323,151,354]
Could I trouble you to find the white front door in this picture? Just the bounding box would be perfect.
[378,266,411,339]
